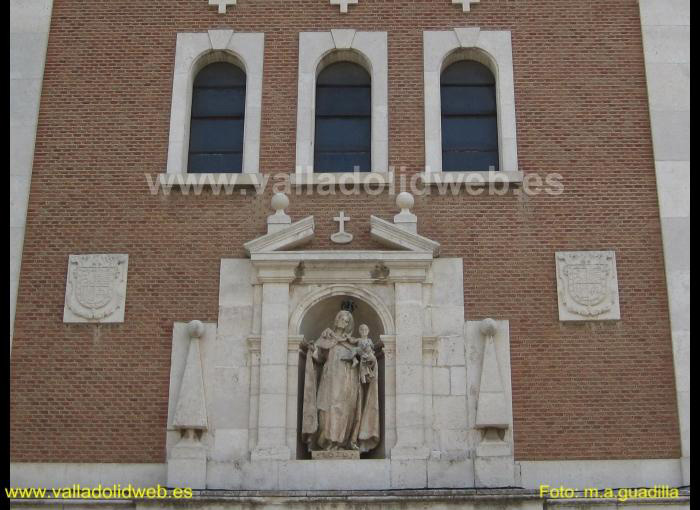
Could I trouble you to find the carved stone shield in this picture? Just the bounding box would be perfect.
[64,254,129,322]
[555,251,620,321]
[75,265,118,310]
[565,264,608,307]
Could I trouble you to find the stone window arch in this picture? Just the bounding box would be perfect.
[295,30,389,184]
[423,28,522,184]
[164,30,264,177]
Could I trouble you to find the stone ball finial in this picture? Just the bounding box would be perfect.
[187,320,205,339]
[271,192,289,213]
[396,192,414,212]
[479,318,498,337]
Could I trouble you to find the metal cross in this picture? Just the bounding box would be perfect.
[330,0,358,13]
[209,0,237,14]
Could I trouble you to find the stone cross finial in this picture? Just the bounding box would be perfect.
[452,0,480,12]
[393,192,417,234]
[209,0,237,14]
[330,0,358,13]
[331,211,353,244]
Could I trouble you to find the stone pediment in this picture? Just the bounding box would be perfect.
[370,216,440,256]
[244,192,440,258]
[243,216,315,256]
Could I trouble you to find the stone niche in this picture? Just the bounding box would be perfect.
[165,194,515,490]
[294,291,389,460]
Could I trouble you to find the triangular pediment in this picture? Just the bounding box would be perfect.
[370,216,440,256]
[243,216,315,255]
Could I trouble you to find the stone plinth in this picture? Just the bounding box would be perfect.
[311,450,360,460]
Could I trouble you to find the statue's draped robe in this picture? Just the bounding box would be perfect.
[302,331,380,452]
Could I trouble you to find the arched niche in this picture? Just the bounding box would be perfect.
[295,293,387,460]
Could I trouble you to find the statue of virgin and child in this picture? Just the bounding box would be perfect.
[301,302,381,454]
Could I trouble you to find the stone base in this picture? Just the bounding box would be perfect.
[311,449,360,460]
[390,446,431,460]
[475,455,516,488]
[251,445,291,461]
[167,438,207,489]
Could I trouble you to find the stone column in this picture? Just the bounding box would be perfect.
[392,281,430,460]
[286,335,304,457]
[251,281,291,461]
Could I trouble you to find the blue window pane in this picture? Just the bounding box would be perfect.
[441,116,498,152]
[194,62,246,87]
[440,60,499,171]
[190,119,245,153]
[316,87,371,116]
[317,62,371,86]
[314,152,371,173]
[441,85,496,115]
[192,87,246,117]
[314,61,372,173]
[441,61,495,86]
[188,62,246,174]
[188,152,243,173]
[442,151,499,172]
[315,117,371,152]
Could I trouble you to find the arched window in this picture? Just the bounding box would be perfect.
[188,62,246,173]
[441,60,499,172]
[314,62,371,173]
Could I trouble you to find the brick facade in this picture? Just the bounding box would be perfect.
[10,0,681,463]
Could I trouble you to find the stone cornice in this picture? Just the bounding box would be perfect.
[250,254,432,284]
[244,217,315,256]
[370,216,440,256]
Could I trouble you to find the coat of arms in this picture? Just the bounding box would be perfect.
[555,251,620,321]
[64,254,129,323]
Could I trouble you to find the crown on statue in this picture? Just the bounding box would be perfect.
[340,300,356,313]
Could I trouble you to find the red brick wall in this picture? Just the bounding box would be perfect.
[11,0,681,463]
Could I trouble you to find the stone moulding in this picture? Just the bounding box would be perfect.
[208,0,482,15]
[370,216,441,256]
[288,284,396,336]
[243,216,315,255]
[251,254,434,285]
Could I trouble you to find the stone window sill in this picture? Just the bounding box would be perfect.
[156,173,265,188]
[419,171,523,186]
[290,172,392,187]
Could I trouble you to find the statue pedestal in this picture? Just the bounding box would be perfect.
[167,436,207,489]
[311,450,360,460]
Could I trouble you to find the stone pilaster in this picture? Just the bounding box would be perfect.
[391,282,430,460]
[251,281,292,461]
